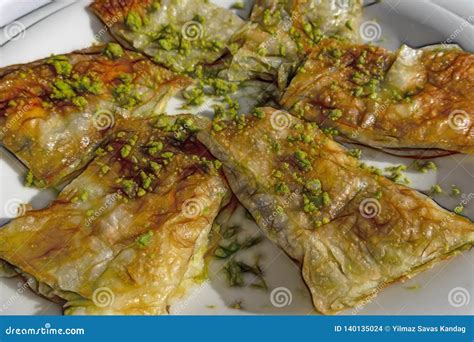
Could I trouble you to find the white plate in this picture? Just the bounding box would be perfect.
[0,0,473,316]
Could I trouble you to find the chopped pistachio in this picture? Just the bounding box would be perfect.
[430,184,443,195]
[136,230,153,247]
[454,204,464,214]
[348,148,362,159]
[137,187,146,197]
[161,151,174,159]
[149,161,162,173]
[231,1,244,9]
[121,179,137,197]
[275,182,290,194]
[50,80,75,100]
[72,96,88,108]
[385,165,409,185]
[294,150,311,170]
[100,165,110,175]
[252,108,265,119]
[450,184,461,197]
[24,170,34,187]
[79,190,89,202]
[47,56,72,76]
[413,160,437,173]
[328,109,343,121]
[125,11,142,32]
[147,141,163,156]
[305,179,321,193]
[104,42,124,59]
[120,144,132,158]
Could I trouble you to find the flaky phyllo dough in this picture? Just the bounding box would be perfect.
[0,115,230,314]
[0,45,190,187]
[226,0,363,87]
[90,0,244,73]
[281,39,474,154]
[195,107,474,314]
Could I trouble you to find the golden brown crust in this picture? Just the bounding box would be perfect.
[0,45,191,187]
[0,115,230,315]
[195,107,474,314]
[281,39,474,154]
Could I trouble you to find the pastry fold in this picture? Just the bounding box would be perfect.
[281,39,474,154]
[226,0,363,86]
[0,45,190,187]
[195,107,474,314]
[90,0,244,73]
[0,115,230,315]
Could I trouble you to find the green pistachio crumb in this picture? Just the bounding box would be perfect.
[147,141,164,156]
[137,187,146,197]
[231,1,244,9]
[72,96,88,108]
[294,150,311,170]
[275,182,290,194]
[104,42,124,59]
[150,161,162,173]
[50,80,76,100]
[120,144,132,158]
[430,184,443,195]
[328,109,343,121]
[136,230,153,247]
[47,56,72,76]
[24,170,34,187]
[454,205,464,214]
[348,148,362,159]
[252,108,265,119]
[100,165,110,175]
[450,184,462,197]
[413,160,437,173]
[125,11,142,32]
